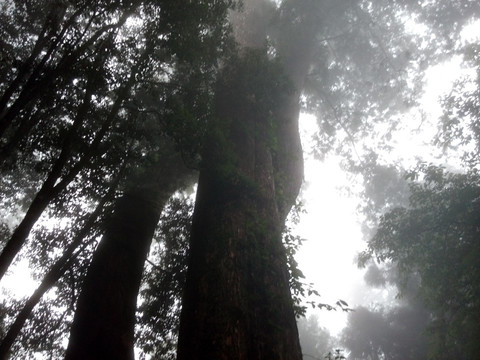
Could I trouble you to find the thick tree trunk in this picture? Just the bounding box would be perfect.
[65,146,192,360]
[177,3,320,357]
[176,51,304,360]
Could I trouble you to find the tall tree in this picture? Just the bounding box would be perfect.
[356,34,480,360]
[0,0,233,357]
[0,0,147,281]
[2,0,479,358]
[177,48,304,360]
[176,1,321,357]
[0,167,123,358]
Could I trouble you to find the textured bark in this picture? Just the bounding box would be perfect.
[176,52,303,360]
[64,190,162,360]
[65,146,192,360]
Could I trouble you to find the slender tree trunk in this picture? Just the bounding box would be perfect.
[0,31,109,165]
[65,146,192,360]
[0,10,130,139]
[0,165,124,358]
[0,68,98,279]
[0,4,65,118]
[0,55,141,281]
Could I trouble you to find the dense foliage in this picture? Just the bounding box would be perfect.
[352,27,480,359]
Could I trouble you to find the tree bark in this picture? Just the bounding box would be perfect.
[64,190,161,360]
[65,146,192,360]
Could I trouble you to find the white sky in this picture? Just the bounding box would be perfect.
[295,146,365,334]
